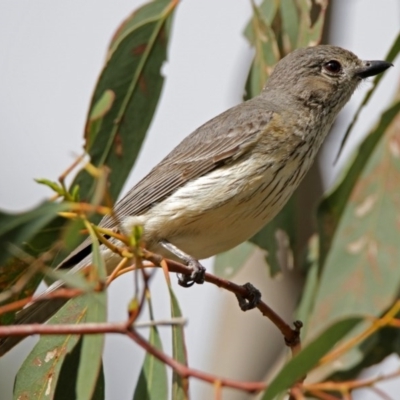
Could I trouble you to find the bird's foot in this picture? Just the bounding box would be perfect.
[235,282,261,311]
[178,259,206,287]
[159,239,206,287]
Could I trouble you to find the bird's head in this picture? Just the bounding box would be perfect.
[263,45,392,112]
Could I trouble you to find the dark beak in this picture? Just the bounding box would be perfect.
[356,60,393,79]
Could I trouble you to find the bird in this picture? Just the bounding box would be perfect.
[0,45,392,355]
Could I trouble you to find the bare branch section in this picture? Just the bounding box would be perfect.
[0,252,302,350]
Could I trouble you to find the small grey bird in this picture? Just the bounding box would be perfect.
[0,45,392,355]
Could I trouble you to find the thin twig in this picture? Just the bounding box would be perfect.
[370,386,395,400]
[126,329,267,393]
[304,369,400,392]
[0,318,186,336]
[143,250,302,354]
[307,389,341,400]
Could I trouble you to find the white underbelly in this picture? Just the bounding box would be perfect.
[123,154,310,260]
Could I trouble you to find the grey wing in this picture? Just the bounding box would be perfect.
[60,98,275,266]
[103,100,274,224]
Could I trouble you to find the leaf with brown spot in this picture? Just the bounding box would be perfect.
[307,99,400,371]
[13,295,88,400]
[73,0,179,206]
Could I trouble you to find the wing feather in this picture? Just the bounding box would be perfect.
[60,97,275,266]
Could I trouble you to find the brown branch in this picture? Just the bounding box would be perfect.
[305,369,400,392]
[370,386,395,400]
[0,288,83,316]
[143,250,302,354]
[0,318,186,336]
[307,390,341,400]
[0,320,267,394]
[127,328,267,393]
[0,322,128,336]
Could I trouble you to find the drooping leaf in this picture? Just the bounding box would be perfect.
[0,202,70,324]
[296,0,328,48]
[169,287,188,400]
[319,41,400,262]
[13,295,88,400]
[54,339,105,400]
[309,100,400,352]
[76,223,107,400]
[74,292,106,400]
[261,317,362,400]
[279,0,298,52]
[335,32,400,161]
[72,0,178,206]
[133,294,168,400]
[0,202,69,266]
[244,0,280,98]
[295,234,319,338]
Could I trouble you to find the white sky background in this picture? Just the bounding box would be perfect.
[0,1,399,399]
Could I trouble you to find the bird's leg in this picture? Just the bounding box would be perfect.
[159,240,206,287]
[235,283,262,311]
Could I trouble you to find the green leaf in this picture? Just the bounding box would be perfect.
[249,196,296,276]
[296,0,328,48]
[133,296,168,400]
[335,32,400,161]
[72,0,178,206]
[279,0,299,52]
[214,241,256,279]
[169,287,188,400]
[54,339,105,400]
[86,90,116,152]
[13,296,88,400]
[261,317,362,400]
[75,292,106,400]
[310,100,400,346]
[0,201,68,265]
[295,235,319,338]
[44,267,94,291]
[244,0,280,97]
[0,202,70,323]
[35,179,65,196]
[76,223,107,400]
[329,321,400,383]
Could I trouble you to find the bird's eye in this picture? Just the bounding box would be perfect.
[323,60,342,74]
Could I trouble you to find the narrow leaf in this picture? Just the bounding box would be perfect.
[335,32,400,160]
[0,201,68,265]
[72,0,178,206]
[296,0,328,48]
[169,287,188,400]
[310,100,400,355]
[133,295,168,400]
[262,317,362,400]
[13,296,88,400]
[76,223,107,400]
[0,202,70,323]
[54,339,105,400]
